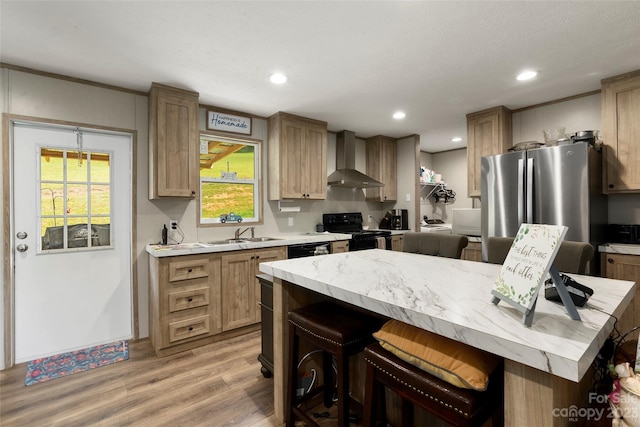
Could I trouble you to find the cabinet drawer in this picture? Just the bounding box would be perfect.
[169,258,210,282]
[169,315,210,343]
[169,287,210,312]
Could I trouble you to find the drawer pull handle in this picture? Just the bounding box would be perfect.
[188,297,193,302]
[188,268,193,273]
[608,258,614,264]
[188,326,193,331]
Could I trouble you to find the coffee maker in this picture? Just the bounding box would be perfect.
[391,209,409,230]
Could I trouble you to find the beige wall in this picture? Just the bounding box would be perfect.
[0,68,404,369]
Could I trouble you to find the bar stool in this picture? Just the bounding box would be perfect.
[286,301,381,427]
[362,323,503,427]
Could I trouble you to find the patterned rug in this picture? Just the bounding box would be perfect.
[25,340,129,386]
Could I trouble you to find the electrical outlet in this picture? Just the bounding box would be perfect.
[405,193,411,202]
[170,220,178,230]
[288,217,294,227]
[368,215,374,223]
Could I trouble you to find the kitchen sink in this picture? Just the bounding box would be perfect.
[205,237,281,245]
[246,237,281,242]
[207,239,247,245]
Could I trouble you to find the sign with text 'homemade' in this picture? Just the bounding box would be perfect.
[492,224,568,319]
[206,110,252,135]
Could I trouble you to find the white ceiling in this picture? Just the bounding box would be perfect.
[1,1,639,152]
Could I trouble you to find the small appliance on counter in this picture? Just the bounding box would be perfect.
[607,224,640,244]
[381,209,409,230]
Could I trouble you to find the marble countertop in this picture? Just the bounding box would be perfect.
[599,243,640,256]
[146,232,351,257]
[260,249,635,382]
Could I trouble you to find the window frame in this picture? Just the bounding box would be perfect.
[38,146,114,253]
[198,131,263,227]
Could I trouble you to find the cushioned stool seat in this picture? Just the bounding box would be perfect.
[287,301,382,427]
[363,342,503,427]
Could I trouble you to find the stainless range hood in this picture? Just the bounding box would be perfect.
[327,130,384,188]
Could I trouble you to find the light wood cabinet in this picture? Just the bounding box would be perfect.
[601,70,640,194]
[221,247,286,332]
[331,240,349,253]
[601,253,640,336]
[148,83,199,199]
[461,241,482,262]
[391,235,403,251]
[366,136,397,202]
[466,106,512,198]
[268,112,327,200]
[148,254,222,356]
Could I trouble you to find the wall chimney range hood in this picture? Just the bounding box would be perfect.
[327,130,384,188]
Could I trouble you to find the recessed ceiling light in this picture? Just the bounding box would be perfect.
[451,137,462,142]
[516,70,538,81]
[269,73,288,84]
[393,111,406,120]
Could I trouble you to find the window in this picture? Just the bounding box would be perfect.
[39,148,112,251]
[199,133,261,225]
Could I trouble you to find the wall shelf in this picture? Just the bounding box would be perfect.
[420,182,446,199]
[420,182,456,203]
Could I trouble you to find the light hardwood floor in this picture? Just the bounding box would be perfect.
[0,331,281,426]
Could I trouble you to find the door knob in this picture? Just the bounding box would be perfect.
[16,231,27,239]
[16,244,29,252]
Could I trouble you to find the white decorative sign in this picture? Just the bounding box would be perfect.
[491,224,568,325]
[206,110,252,135]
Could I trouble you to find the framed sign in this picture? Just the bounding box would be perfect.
[206,110,252,135]
[491,223,569,326]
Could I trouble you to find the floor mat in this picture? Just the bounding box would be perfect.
[25,340,129,386]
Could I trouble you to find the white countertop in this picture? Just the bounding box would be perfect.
[260,249,635,382]
[145,232,352,257]
[599,243,640,256]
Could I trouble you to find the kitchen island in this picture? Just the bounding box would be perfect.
[260,249,636,427]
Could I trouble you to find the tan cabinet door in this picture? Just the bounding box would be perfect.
[221,252,257,331]
[305,123,328,199]
[601,253,640,335]
[602,72,640,193]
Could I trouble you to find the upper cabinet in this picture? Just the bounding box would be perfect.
[601,70,640,194]
[268,112,327,200]
[149,83,199,199]
[366,136,397,202]
[466,106,512,198]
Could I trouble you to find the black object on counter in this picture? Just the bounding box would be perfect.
[607,224,640,244]
[161,224,168,245]
[544,273,593,307]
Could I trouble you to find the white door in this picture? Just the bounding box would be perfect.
[12,122,133,363]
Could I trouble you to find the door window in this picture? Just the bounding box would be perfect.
[39,148,112,252]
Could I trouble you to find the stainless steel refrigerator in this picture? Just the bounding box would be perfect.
[480,142,607,267]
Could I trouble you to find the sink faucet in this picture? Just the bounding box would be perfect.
[235,226,254,240]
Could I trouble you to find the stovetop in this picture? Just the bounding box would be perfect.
[322,212,390,238]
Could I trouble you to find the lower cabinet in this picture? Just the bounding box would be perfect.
[331,240,349,253]
[391,235,404,251]
[149,246,285,356]
[462,241,482,262]
[601,253,640,336]
[221,247,285,331]
[149,254,222,356]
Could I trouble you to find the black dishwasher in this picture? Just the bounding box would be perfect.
[258,242,331,377]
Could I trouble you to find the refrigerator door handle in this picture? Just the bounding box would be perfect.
[527,157,534,223]
[518,159,525,224]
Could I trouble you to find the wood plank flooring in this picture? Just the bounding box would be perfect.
[0,331,281,426]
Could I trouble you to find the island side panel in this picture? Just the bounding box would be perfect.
[272,277,329,423]
[505,359,593,427]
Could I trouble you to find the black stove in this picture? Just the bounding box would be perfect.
[322,213,391,250]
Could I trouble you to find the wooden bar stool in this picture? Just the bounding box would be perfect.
[286,301,381,427]
[362,321,503,427]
